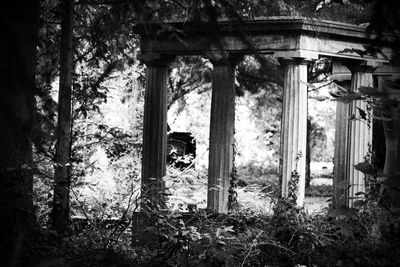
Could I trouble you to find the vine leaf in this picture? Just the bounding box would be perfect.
[333,92,363,102]
[354,161,375,175]
[357,107,367,120]
[358,86,384,97]
[353,200,365,208]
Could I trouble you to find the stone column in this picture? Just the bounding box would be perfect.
[345,63,374,208]
[207,55,241,213]
[279,58,309,206]
[333,81,351,207]
[141,54,174,211]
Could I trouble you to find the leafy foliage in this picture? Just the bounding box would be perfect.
[25,0,400,266]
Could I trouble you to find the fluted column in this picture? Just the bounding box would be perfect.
[279,58,309,206]
[207,55,241,213]
[333,81,351,206]
[141,54,174,211]
[345,63,374,208]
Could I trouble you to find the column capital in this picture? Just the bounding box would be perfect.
[139,53,176,67]
[205,51,244,68]
[342,59,376,73]
[278,57,312,66]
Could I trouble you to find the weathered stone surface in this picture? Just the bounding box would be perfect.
[207,56,239,213]
[333,82,351,207]
[134,17,398,213]
[279,58,309,206]
[134,17,393,62]
[334,63,374,208]
[141,56,174,210]
[346,65,374,207]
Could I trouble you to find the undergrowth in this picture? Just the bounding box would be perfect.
[25,163,400,266]
[23,199,400,267]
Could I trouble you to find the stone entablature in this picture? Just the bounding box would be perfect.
[133,17,398,216]
[133,16,393,62]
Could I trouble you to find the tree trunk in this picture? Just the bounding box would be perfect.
[381,112,400,207]
[52,0,74,236]
[0,1,39,264]
[306,118,312,188]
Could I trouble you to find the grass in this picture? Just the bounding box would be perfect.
[236,164,279,186]
[305,184,333,197]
